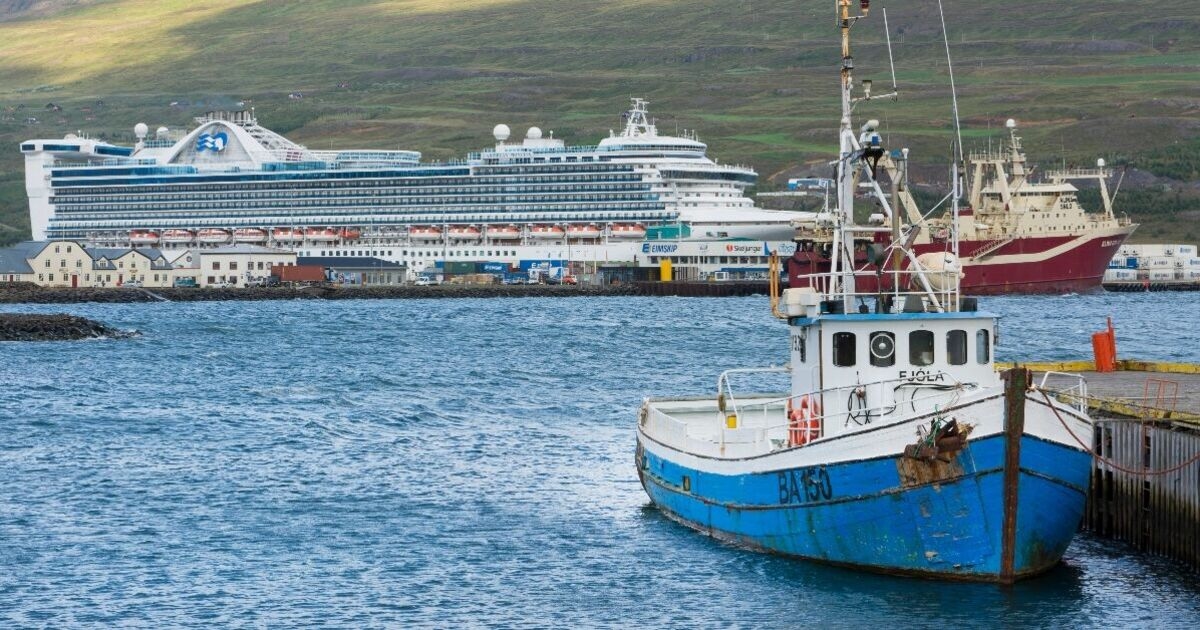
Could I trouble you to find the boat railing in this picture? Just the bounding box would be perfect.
[792,266,962,314]
[1037,371,1089,415]
[706,371,981,453]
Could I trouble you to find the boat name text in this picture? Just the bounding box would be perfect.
[898,370,946,382]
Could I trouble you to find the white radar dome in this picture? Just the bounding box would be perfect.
[493,124,511,142]
[1097,158,1106,168]
[912,252,964,293]
[1005,118,1016,129]
[156,126,169,137]
[134,122,149,139]
[526,126,543,140]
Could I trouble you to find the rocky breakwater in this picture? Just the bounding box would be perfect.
[0,313,137,341]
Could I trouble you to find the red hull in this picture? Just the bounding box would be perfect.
[788,227,1135,296]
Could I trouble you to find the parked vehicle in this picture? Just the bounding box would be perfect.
[122,280,143,288]
[172,277,198,288]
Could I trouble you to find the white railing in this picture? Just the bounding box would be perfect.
[794,266,962,314]
[1038,371,1089,414]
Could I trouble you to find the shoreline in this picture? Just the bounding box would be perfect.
[0,281,771,304]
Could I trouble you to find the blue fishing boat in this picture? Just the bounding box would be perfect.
[635,0,1094,583]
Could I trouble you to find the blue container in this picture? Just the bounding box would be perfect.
[481,262,510,273]
[1126,257,1139,269]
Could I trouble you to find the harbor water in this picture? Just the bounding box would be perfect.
[2,293,1198,626]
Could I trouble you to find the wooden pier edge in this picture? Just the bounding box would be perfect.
[996,359,1200,375]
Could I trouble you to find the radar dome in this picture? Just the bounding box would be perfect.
[493,124,511,142]
[134,123,149,139]
[526,126,543,140]
[1005,118,1016,129]
[156,126,169,138]
[912,252,964,293]
[1097,158,1106,168]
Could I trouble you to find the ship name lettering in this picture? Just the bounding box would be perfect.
[777,467,833,504]
[899,370,945,383]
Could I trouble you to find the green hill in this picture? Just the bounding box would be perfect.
[1,0,1197,244]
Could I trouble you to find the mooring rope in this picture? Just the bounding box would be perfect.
[1038,389,1200,476]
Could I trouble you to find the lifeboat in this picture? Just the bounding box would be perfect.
[566,224,603,239]
[610,223,647,240]
[487,225,522,240]
[305,227,340,242]
[272,228,304,243]
[340,227,362,240]
[233,228,268,243]
[447,225,482,241]
[408,226,442,240]
[162,229,194,244]
[129,229,160,245]
[197,228,231,244]
[529,225,566,240]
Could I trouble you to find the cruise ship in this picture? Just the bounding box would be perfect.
[22,99,804,274]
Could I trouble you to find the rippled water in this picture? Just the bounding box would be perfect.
[1,293,1198,627]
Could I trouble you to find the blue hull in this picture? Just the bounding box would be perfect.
[637,433,1091,582]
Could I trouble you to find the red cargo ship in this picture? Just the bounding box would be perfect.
[788,120,1136,295]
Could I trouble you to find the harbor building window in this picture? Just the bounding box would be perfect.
[212,262,220,270]
[45,260,51,268]
[869,332,895,367]
[833,332,856,367]
[230,262,238,271]
[977,329,991,364]
[909,330,934,366]
[208,276,216,284]
[947,330,968,365]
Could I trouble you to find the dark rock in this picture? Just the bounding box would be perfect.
[0,313,138,341]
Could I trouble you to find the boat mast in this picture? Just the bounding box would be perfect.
[833,0,863,307]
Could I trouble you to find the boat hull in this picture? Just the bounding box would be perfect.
[636,406,1091,582]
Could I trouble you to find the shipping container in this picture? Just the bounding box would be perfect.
[271,264,326,283]
[1186,258,1200,267]
[1143,257,1172,268]
[480,262,510,274]
[1178,245,1198,257]
[1147,270,1174,281]
[1103,269,1137,282]
[444,261,480,274]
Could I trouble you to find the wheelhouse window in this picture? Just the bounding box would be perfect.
[909,330,934,366]
[976,329,991,364]
[869,332,895,367]
[833,332,856,367]
[947,330,968,365]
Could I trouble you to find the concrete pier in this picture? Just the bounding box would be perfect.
[1028,360,1200,571]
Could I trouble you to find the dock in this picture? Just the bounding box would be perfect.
[1017,359,1200,570]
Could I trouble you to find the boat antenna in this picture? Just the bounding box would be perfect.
[883,8,898,92]
[938,0,963,258]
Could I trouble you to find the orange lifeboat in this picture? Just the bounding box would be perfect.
[162,229,194,244]
[610,223,647,240]
[408,226,443,240]
[340,227,362,240]
[233,228,268,243]
[566,224,603,239]
[487,225,522,240]
[447,225,482,241]
[529,225,565,240]
[305,227,339,242]
[129,229,160,245]
[197,228,231,244]
[272,227,304,243]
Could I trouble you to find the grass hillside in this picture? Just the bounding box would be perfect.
[0,0,1197,245]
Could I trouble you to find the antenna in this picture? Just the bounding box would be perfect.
[937,0,963,165]
[883,8,898,91]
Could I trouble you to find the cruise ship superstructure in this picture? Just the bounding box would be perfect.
[22,99,804,274]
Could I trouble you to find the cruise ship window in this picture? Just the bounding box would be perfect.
[833,332,856,367]
[909,330,935,366]
[947,330,968,365]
